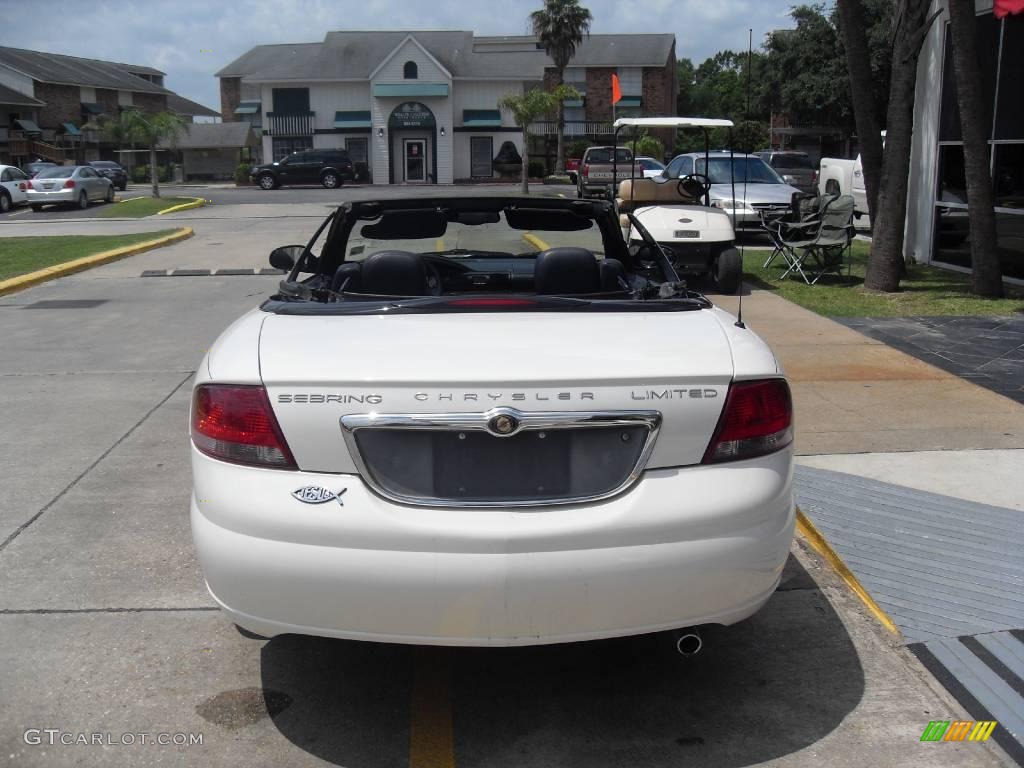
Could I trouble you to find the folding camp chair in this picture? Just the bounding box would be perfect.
[760,191,823,270]
[778,194,855,284]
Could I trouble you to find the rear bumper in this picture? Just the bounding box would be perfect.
[26,189,77,204]
[191,447,795,646]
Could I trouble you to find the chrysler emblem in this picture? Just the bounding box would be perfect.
[488,414,518,436]
[677,217,693,224]
[292,486,348,505]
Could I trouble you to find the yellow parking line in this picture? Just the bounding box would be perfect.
[795,507,901,636]
[522,232,549,251]
[408,647,455,768]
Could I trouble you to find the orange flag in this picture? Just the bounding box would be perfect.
[611,73,622,104]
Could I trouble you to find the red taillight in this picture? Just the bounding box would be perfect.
[812,170,818,185]
[191,384,296,469]
[582,163,589,178]
[19,182,26,190]
[702,379,793,464]
[446,298,537,307]
[64,179,75,189]
[25,180,33,190]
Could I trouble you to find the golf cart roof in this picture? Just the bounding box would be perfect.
[613,117,734,129]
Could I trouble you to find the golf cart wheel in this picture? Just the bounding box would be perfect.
[713,247,742,294]
[321,171,340,189]
[258,173,276,190]
[0,191,10,212]
[77,191,88,210]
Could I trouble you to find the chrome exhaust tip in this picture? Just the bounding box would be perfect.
[674,629,702,657]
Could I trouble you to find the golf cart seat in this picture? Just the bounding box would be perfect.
[616,177,700,215]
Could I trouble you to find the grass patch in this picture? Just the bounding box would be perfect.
[0,230,179,280]
[744,240,1024,317]
[99,196,196,218]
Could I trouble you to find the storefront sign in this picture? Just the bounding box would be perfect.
[389,102,435,129]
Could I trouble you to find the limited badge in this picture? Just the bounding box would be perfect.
[292,486,348,505]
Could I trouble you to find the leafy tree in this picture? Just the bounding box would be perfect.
[531,0,592,174]
[676,57,696,116]
[499,85,580,193]
[865,0,941,292]
[836,0,885,221]
[624,132,664,163]
[97,109,186,198]
[690,51,769,123]
[947,0,1003,296]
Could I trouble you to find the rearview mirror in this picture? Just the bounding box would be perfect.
[269,245,305,272]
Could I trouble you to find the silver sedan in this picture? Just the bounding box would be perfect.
[26,165,114,211]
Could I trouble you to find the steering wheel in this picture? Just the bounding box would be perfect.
[677,174,711,199]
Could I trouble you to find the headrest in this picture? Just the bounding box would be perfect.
[360,251,428,296]
[534,247,601,295]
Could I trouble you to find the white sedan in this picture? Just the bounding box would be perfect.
[190,196,795,648]
[0,164,30,212]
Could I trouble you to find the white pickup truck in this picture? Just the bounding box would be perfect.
[817,133,884,221]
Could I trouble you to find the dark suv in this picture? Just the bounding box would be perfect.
[250,149,355,190]
[88,160,128,191]
[756,150,817,194]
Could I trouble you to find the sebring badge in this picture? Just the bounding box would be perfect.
[292,486,348,505]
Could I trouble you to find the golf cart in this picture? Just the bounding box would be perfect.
[612,117,743,294]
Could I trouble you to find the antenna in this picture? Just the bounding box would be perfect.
[734,28,754,330]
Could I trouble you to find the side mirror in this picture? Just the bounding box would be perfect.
[269,245,305,272]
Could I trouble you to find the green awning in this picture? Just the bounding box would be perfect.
[462,109,502,128]
[562,99,584,108]
[373,83,449,98]
[14,118,41,133]
[81,102,104,114]
[234,100,261,115]
[334,110,372,129]
[616,96,642,108]
[62,122,81,136]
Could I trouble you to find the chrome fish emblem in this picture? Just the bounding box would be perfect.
[292,486,348,505]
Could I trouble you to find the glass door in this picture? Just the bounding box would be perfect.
[404,139,426,183]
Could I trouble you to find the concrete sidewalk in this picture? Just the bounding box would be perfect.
[715,290,1024,455]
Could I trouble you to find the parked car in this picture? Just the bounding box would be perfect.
[565,157,581,184]
[636,155,667,178]
[23,161,57,178]
[87,160,128,191]
[189,194,796,647]
[0,164,30,212]
[26,165,114,210]
[756,150,817,194]
[250,148,355,190]
[577,146,644,198]
[817,132,885,220]
[663,151,803,229]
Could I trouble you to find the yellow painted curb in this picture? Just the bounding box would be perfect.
[0,227,194,297]
[795,507,902,637]
[522,232,550,251]
[156,197,206,215]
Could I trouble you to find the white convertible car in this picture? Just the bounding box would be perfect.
[190,196,795,648]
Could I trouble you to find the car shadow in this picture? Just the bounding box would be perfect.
[258,554,864,767]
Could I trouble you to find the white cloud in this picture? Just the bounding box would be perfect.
[0,0,796,111]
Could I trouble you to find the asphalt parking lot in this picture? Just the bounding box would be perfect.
[0,194,1010,767]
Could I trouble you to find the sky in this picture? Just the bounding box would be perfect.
[0,0,799,113]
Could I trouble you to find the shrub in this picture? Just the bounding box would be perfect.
[567,139,591,159]
[132,164,173,184]
[528,159,546,178]
[624,134,665,163]
[235,163,251,184]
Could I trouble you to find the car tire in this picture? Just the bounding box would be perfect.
[119,183,127,192]
[0,191,10,213]
[321,171,340,189]
[713,247,743,294]
[31,204,43,212]
[258,173,276,190]
[104,185,115,203]
[77,191,88,210]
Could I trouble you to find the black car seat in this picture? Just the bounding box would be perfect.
[533,248,601,295]
[358,251,428,296]
[599,259,629,292]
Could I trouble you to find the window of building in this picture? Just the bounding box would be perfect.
[470,136,493,177]
[272,136,312,161]
[271,88,310,115]
[404,61,418,79]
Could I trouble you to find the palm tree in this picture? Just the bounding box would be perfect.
[97,109,186,198]
[499,85,580,193]
[947,0,1003,297]
[531,0,593,175]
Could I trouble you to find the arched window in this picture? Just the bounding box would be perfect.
[403,61,418,79]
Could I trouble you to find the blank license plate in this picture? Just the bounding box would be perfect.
[674,230,700,238]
